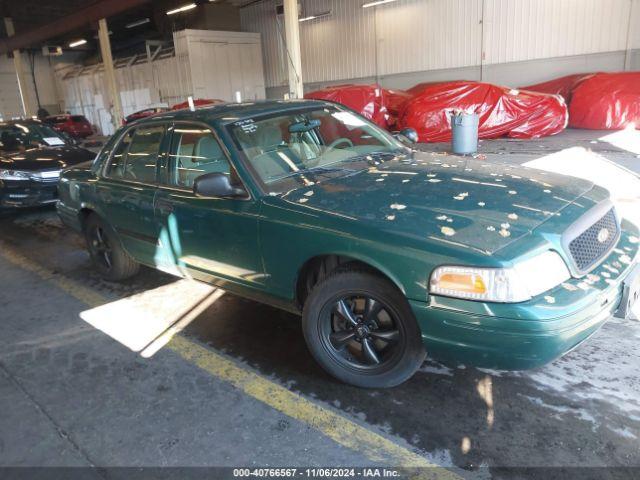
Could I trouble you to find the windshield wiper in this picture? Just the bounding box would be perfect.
[346,150,407,163]
[277,165,356,181]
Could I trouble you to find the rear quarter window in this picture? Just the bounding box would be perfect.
[105,125,165,183]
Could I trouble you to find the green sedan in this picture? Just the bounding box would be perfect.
[57,100,640,388]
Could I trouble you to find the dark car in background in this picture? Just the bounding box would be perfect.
[123,107,169,125]
[0,120,95,211]
[45,114,94,138]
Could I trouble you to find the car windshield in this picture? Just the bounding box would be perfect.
[0,123,68,151]
[227,106,406,194]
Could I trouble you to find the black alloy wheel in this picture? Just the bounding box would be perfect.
[303,270,426,388]
[88,224,113,271]
[323,295,404,371]
[83,214,140,281]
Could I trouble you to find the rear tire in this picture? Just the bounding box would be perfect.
[84,214,139,281]
[302,270,426,388]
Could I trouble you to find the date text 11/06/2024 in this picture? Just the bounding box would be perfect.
[233,468,402,477]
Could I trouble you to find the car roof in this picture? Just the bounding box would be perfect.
[0,119,46,126]
[142,99,332,125]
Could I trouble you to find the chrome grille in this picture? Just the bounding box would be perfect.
[568,208,619,272]
[30,170,61,182]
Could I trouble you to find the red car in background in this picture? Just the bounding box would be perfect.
[45,114,94,138]
[122,107,169,125]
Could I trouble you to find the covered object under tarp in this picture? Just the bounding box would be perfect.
[521,74,595,104]
[397,81,568,143]
[305,84,389,128]
[567,72,640,130]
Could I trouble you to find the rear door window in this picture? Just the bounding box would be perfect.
[106,125,165,184]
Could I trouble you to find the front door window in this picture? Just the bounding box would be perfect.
[168,127,231,189]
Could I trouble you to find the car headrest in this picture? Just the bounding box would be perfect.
[195,135,223,161]
[256,125,283,152]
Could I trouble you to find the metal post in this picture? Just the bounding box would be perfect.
[283,0,303,99]
[624,0,636,71]
[3,18,35,117]
[98,18,123,127]
[479,0,486,81]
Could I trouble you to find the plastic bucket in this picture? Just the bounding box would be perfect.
[451,112,479,155]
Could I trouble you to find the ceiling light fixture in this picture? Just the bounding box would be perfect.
[68,39,87,48]
[125,18,150,28]
[362,0,398,8]
[299,11,331,22]
[166,3,197,15]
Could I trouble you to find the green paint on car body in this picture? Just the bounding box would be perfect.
[56,100,639,371]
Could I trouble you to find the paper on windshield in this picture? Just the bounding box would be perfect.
[331,111,367,128]
[43,137,65,146]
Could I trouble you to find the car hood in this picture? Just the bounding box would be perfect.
[279,152,595,255]
[0,145,95,171]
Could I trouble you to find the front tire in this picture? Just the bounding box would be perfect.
[84,214,139,281]
[302,270,426,388]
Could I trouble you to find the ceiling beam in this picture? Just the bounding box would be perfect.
[0,0,152,55]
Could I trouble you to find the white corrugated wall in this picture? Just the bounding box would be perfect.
[55,55,187,136]
[632,0,640,48]
[375,0,482,75]
[55,30,267,135]
[483,0,633,64]
[240,0,640,88]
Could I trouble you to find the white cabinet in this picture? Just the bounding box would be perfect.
[173,29,266,103]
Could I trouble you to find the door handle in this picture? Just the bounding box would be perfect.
[156,199,174,214]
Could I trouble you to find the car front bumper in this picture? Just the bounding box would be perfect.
[411,222,640,370]
[0,180,59,209]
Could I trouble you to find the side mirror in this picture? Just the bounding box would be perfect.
[60,132,80,146]
[396,128,419,144]
[193,173,247,199]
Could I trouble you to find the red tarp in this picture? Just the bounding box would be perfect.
[521,74,594,104]
[171,98,224,110]
[406,82,445,97]
[396,81,568,142]
[305,84,389,128]
[567,72,640,130]
[384,88,413,129]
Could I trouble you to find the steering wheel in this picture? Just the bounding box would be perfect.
[325,137,354,154]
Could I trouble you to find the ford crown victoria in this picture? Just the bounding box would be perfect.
[57,100,640,387]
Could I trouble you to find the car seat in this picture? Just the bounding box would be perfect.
[247,125,304,182]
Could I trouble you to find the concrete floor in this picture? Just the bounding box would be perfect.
[1,129,639,478]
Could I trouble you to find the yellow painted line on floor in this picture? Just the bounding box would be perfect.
[0,243,462,478]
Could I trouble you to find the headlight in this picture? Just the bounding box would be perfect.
[430,251,571,303]
[0,169,30,181]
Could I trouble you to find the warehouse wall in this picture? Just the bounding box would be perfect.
[55,54,187,136]
[56,30,266,136]
[0,54,59,120]
[240,0,640,97]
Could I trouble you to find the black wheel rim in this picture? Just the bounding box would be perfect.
[319,294,405,373]
[88,225,113,271]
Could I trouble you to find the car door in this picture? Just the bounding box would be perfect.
[154,122,264,289]
[97,124,169,267]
